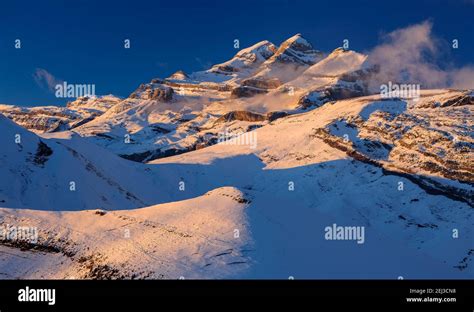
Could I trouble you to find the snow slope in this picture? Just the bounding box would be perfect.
[149,90,473,279]
[0,114,191,211]
[0,187,251,279]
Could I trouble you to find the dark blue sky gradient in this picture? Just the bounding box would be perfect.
[0,0,472,106]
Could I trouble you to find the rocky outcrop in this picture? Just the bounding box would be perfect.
[230,86,267,98]
[312,127,474,207]
[215,111,267,123]
[266,111,289,122]
[129,83,174,101]
[241,77,281,89]
[0,96,122,133]
[32,141,53,167]
[417,92,474,108]
[298,84,366,109]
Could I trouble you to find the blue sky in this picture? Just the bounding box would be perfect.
[0,0,472,106]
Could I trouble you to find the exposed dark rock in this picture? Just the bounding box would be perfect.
[129,84,174,101]
[151,125,171,134]
[267,111,289,122]
[216,65,239,73]
[230,86,267,98]
[454,249,474,271]
[215,111,266,123]
[0,239,61,253]
[298,84,367,109]
[120,150,153,162]
[325,85,366,101]
[311,127,474,207]
[69,116,96,129]
[420,93,474,108]
[241,78,281,89]
[150,86,174,101]
[33,141,53,166]
[120,147,190,163]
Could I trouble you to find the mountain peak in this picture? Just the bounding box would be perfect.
[168,70,189,81]
[262,33,322,66]
[235,40,276,59]
[281,33,312,50]
[278,34,315,53]
[205,40,277,75]
[322,47,366,62]
[328,47,352,56]
[331,47,347,53]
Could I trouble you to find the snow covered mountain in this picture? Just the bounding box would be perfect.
[0,95,122,133]
[0,114,163,211]
[0,34,472,279]
[0,35,370,162]
[148,90,473,279]
[0,187,252,279]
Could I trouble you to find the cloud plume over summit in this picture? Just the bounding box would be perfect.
[366,21,474,91]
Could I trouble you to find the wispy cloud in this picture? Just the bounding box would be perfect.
[366,21,474,90]
[33,68,63,93]
[195,57,213,70]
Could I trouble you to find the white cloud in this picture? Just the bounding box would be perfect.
[33,68,63,93]
[366,21,474,91]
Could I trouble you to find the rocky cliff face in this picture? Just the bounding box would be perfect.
[0,95,122,133]
[313,90,473,206]
[129,83,174,101]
